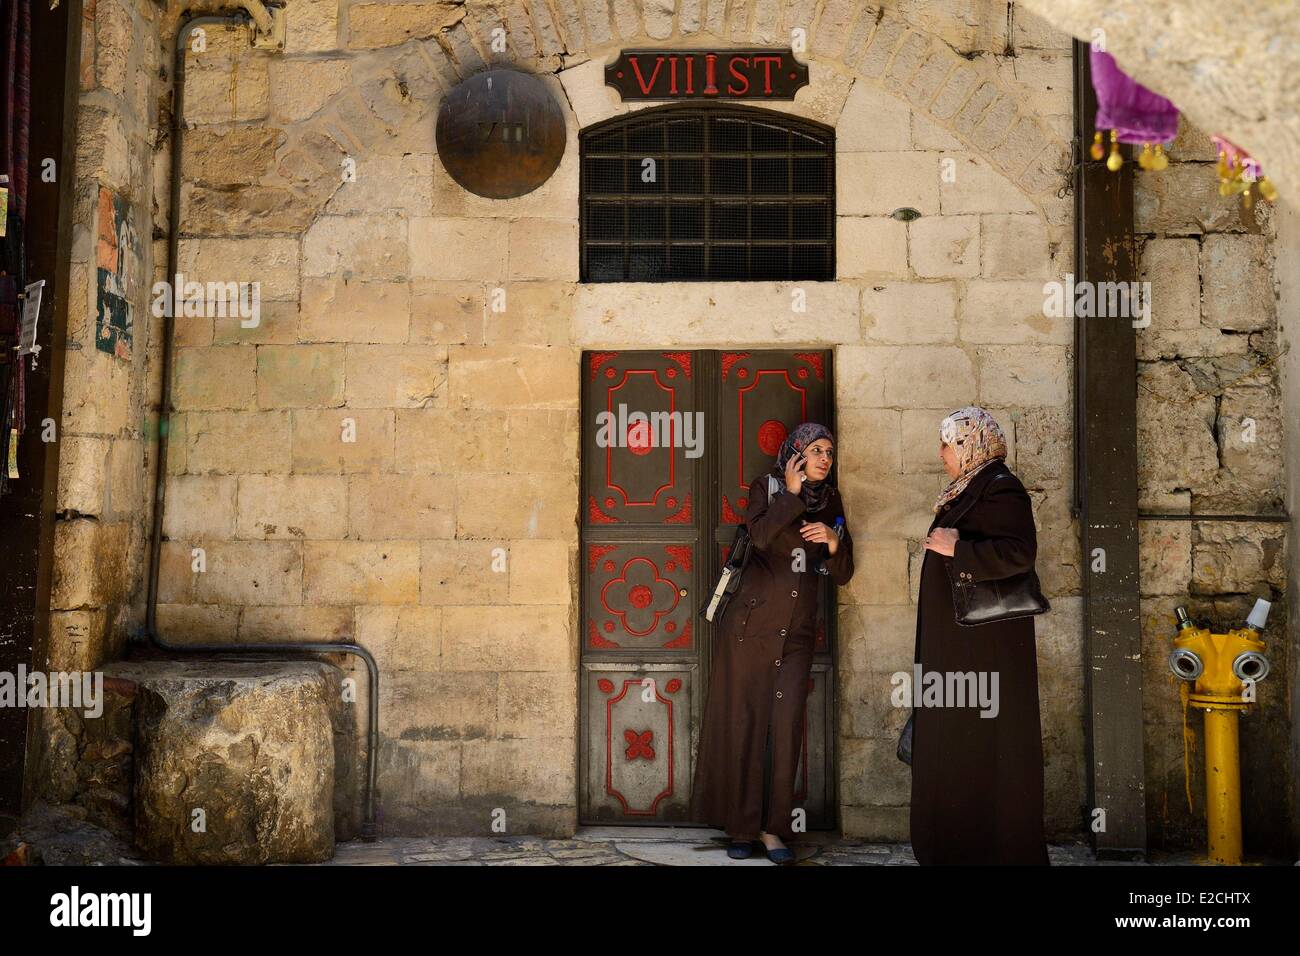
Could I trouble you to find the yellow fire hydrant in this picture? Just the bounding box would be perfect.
[1168,601,1272,865]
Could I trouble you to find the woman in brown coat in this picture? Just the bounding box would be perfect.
[690,422,854,864]
[912,406,1049,865]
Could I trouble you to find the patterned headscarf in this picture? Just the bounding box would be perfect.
[769,421,835,514]
[933,406,1007,513]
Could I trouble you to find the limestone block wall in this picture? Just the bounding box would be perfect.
[42,0,1290,850]
[131,0,1088,839]
[37,0,162,804]
[1133,122,1292,852]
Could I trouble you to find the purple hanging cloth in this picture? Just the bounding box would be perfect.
[1090,48,1179,144]
[1,0,32,217]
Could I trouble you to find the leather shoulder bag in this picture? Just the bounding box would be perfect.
[943,474,1050,626]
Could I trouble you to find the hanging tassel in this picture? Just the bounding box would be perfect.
[1105,129,1123,171]
[1089,130,1105,161]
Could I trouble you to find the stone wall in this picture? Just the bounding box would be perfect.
[138,0,1086,839]
[1134,123,1292,852]
[38,0,1293,852]
[37,0,162,802]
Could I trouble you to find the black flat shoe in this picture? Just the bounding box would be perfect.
[727,840,755,859]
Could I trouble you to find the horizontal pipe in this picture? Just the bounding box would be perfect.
[1137,513,1291,523]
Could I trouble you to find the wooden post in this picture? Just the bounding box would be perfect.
[1074,39,1148,859]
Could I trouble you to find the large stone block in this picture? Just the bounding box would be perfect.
[183,127,285,187]
[1139,237,1201,331]
[177,237,299,301]
[185,410,293,474]
[410,217,508,280]
[304,540,421,604]
[51,520,131,610]
[842,344,976,408]
[837,81,913,152]
[938,152,1038,215]
[163,475,238,539]
[344,345,448,408]
[395,407,511,473]
[118,660,343,864]
[410,279,485,345]
[236,474,349,540]
[962,280,1071,345]
[192,540,303,606]
[1135,362,1219,496]
[980,213,1051,278]
[291,408,396,473]
[441,605,571,671]
[269,58,351,122]
[908,216,979,278]
[1138,520,1193,597]
[978,345,1069,406]
[257,345,346,408]
[303,215,409,280]
[508,219,579,280]
[837,216,909,279]
[348,474,457,539]
[355,605,442,671]
[446,345,578,409]
[285,0,341,53]
[1200,234,1275,332]
[299,278,411,344]
[455,473,579,539]
[420,539,512,605]
[838,151,940,216]
[860,282,959,342]
[347,2,457,48]
[508,539,573,604]
[571,282,859,346]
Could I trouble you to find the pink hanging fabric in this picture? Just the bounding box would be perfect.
[1090,48,1179,144]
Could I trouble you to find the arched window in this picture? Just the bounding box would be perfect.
[580,105,835,282]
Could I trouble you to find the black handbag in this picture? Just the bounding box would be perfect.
[947,563,1050,626]
[896,711,914,765]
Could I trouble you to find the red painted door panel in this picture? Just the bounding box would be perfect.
[581,349,835,828]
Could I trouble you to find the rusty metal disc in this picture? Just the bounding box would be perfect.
[435,69,567,199]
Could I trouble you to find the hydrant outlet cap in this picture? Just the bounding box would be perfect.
[1246,598,1271,631]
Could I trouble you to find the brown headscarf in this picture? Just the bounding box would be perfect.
[933,406,1008,513]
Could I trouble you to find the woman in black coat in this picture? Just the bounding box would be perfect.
[912,406,1049,865]
[690,422,854,864]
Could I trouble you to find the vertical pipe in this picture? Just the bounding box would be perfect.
[1202,707,1243,865]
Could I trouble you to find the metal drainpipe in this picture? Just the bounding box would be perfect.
[141,9,379,842]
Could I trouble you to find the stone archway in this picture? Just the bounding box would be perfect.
[161,2,1074,242]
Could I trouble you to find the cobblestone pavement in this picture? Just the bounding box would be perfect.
[318,826,1214,866]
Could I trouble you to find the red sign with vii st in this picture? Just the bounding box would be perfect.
[604,49,810,100]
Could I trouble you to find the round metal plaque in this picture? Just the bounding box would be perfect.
[435,69,566,199]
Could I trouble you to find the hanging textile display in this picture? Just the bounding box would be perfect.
[0,0,33,494]
[1087,46,1277,209]
[1087,48,1180,171]
[1211,134,1278,208]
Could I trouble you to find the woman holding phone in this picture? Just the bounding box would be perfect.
[690,422,854,864]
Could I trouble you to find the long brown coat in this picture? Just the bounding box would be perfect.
[910,459,1049,865]
[690,475,854,842]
